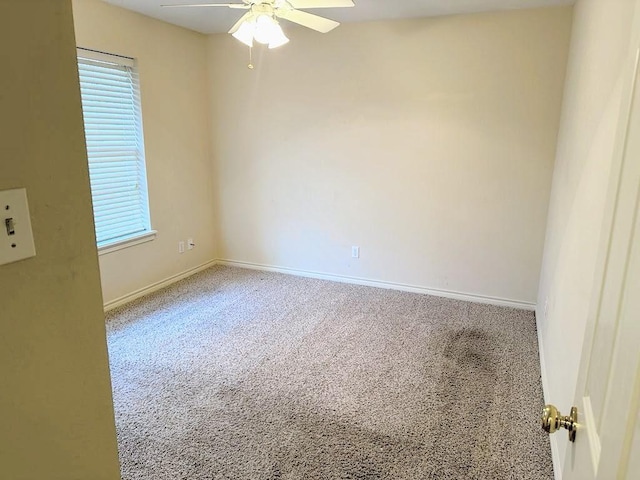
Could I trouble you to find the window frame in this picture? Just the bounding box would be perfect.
[76,47,155,254]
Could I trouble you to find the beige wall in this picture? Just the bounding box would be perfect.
[0,1,121,479]
[536,0,638,467]
[72,0,216,305]
[207,7,572,305]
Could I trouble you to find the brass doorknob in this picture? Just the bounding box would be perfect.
[541,404,577,442]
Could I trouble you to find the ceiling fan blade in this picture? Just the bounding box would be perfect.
[228,11,253,34]
[287,0,354,8]
[275,9,339,33]
[161,3,249,8]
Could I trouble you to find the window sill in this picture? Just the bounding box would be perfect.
[98,230,157,256]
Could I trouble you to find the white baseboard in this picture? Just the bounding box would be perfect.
[103,260,217,312]
[216,259,536,311]
[104,258,536,313]
[536,311,562,480]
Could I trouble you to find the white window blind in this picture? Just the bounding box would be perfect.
[77,48,151,248]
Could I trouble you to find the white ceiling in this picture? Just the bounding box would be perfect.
[102,0,575,34]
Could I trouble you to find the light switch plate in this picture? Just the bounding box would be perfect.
[0,188,36,266]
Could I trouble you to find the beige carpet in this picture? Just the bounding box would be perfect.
[106,265,553,479]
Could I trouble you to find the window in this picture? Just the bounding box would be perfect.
[77,48,154,251]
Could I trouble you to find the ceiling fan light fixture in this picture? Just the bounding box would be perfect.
[232,19,255,47]
[162,0,354,53]
[253,14,278,44]
[267,23,289,48]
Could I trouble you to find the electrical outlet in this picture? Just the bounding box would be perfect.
[0,188,36,266]
[178,241,185,254]
[352,246,360,259]
[187,238,195,250]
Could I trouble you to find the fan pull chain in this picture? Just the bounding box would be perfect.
[248,46,254,70]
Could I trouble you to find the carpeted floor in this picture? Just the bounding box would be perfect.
[106,265,553,480]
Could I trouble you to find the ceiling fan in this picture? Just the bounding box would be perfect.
[161,0,355,49]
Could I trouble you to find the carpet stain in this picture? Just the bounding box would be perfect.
[430,328,507,479]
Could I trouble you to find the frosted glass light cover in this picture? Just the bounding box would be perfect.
[232,20,255,47]
[268,24,289,48]
[253,15,276,44]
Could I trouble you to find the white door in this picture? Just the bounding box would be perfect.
[559,13,640,479]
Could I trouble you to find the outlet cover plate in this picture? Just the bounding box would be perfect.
[0,188,36,266]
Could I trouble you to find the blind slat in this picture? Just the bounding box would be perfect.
[96,197,138,211]
[95,205,145,222]
[95,217,144,232]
